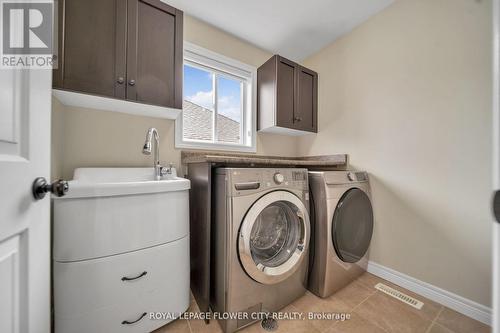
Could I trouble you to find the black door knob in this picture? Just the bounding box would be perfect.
[116,77,125,84]
[128,79,136,86]
[32,177,69,200]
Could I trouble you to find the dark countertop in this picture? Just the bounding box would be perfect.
[181,151,348,168]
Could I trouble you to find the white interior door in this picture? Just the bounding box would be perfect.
[0,64,52,331]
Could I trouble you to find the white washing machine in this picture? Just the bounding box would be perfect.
[212,168,311,333]
[308,171,373,298]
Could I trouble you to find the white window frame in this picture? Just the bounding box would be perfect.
[175,42,257,153]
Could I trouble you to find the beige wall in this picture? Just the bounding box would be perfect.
[51,15,298,180]
[298,0,492,306]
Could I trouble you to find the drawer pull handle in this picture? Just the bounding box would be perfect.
[122,312,147,325]
[121,271,147,281]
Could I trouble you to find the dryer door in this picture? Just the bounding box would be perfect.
[238,191,310,285]
[332,188,374,263]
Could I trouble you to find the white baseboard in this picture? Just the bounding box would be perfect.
[367,261,492,326]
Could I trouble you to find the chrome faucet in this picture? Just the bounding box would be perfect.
[142,128,171,180]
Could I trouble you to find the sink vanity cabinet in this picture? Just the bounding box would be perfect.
[52,168,190,333]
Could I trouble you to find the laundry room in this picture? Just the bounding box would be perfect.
[0,0,496,333]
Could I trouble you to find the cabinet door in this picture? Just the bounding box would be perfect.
[127,0,183,108]
[275,56,297,129]
[295,66,318,132]
[54,0,127,98]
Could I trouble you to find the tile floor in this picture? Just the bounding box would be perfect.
[153,273,490,333]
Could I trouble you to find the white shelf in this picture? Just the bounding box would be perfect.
[52,89,182,120]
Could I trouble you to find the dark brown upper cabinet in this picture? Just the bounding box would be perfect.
[53,0,183,110]
[257,55,318,134]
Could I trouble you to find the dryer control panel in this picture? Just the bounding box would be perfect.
[347,172,368,182]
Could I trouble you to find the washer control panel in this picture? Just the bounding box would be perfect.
[273,173,285,184]
[260,169,307,189]
[227,168,308,195]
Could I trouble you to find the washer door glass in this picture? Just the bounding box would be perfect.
[332,188,373,263]
[250,201,301,268]
[238,191,310,285]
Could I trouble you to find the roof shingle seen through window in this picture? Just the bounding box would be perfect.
[183,100,240,143]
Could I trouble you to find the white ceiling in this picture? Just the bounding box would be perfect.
[165,0,394,61]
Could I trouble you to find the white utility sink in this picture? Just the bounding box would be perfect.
[52,167,190,262]
[59,167,190,198]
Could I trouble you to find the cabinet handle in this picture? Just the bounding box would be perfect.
[122,312,147,325]
[116,77,125,84]
[294,116,302,122]
[128,79,136,86]
[121,271,147,281]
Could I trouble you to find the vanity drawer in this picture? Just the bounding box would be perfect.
[53,236,189,320]
[53,189,189,261]
[54,285,188,333]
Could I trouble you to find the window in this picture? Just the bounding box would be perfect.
[175,42,256,152]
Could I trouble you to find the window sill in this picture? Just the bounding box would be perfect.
[174,140,257,153]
